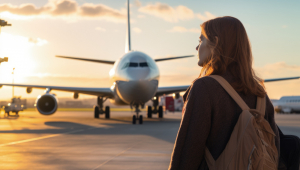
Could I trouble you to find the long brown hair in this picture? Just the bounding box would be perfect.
[200,16,266,97]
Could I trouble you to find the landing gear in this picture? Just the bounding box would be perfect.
[94,97,110,119]
[158,106,163,118]
[139,115,143,124]
[132,104,143,124]
[132,115,136,124]
[105,106,110,119]
[94,105,99,118]
[147,106,152,118]
[148,96,163,118]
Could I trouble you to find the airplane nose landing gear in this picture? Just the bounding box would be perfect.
[132,104,143,124]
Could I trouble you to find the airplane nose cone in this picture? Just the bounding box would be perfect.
[116,80,158,104]
[126,68,150,80]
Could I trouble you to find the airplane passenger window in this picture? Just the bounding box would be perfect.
[129,62,138,67]
[122,63,129,69]
[139,62,148,67]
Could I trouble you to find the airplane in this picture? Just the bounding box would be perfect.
[0,0,300,124]
[272,96,300,114]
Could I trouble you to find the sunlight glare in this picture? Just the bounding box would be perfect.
[0,32,47,83]
[0,12,41,20]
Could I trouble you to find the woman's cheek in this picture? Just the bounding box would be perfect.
[199,44,205,60]
[198,44,202,58]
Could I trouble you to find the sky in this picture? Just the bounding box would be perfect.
[0,0,299,100]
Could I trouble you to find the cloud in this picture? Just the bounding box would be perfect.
[0,0,126,22]
[0,4,49,16]
[138,2,194,23]
[49,0,77,16]
[0,32,47,48]
[133,27,142,33]
[134,0,142,7]
[95,27,106,32]
[259,62,300,72]
[168,26,200,33]
[28,37,48,46]
[254,62,300,78]
[196,12,216,21]
[79,3,125,20]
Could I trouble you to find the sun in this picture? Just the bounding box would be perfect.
[0,32,40,83]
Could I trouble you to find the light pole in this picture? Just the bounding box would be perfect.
[12,68,15,98]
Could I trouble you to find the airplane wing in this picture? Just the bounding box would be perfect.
[56,55,115,65]
[264,76,300,82]
[154,55,194,62]
[156,76,300,96]
[0,84,113,98]
[155,85,190,96]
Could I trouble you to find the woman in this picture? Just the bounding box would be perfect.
[168,16,280,170]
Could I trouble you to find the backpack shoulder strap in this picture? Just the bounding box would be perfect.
[209,75,250,111]
[256,96,266,116]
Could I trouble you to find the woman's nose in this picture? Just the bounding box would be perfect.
[196,45,199,51]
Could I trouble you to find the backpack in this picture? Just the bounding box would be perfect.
[205,75,278,170]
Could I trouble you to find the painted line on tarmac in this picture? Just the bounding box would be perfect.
[0,127,97,147]
[91,146,134,170]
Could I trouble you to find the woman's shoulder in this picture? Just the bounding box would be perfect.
[192,76,220,88]
[186,76,221,99]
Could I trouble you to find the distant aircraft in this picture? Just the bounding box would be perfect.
[273,96,300,114]
[0,0,299,124]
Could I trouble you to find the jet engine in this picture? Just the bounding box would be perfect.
[174,93,180,99]
[26,87,32,94]
[35,94,58,115]
[73,93,79,99]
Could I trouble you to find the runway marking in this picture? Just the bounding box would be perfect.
[91,146,134,170]
[0,127,97,147]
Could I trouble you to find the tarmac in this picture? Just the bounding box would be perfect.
[0,110,299,170]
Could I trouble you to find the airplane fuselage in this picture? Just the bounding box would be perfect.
[109,51,160,106]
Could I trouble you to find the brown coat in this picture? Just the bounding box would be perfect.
[168,72,280,170]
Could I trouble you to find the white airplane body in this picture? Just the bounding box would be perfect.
[273,96,300,113]
[109,51,159,105]
[1,0,300,124]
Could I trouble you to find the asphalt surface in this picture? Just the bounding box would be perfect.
[0,110,299,170]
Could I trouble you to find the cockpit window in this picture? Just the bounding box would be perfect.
[139,62,148,67]
[121,63,129,69]
[129,62,138,67]
[122,62,149,69]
